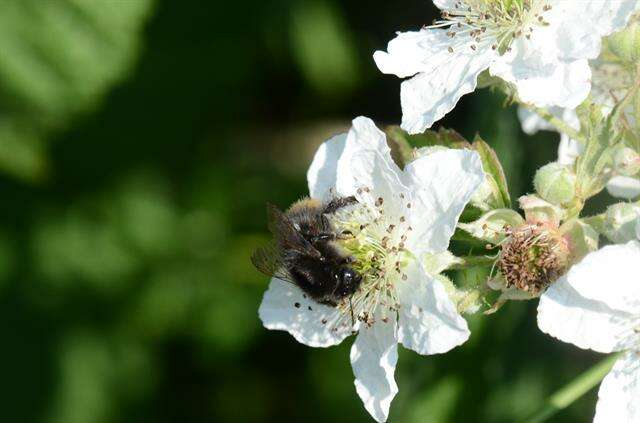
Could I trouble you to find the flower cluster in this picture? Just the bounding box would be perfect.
[254,1,640,421]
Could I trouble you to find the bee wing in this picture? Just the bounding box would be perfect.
[251,242,298,285]
[266,203,321,259]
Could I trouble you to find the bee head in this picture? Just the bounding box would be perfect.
[333,266,362,297]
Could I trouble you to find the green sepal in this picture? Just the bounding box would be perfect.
[601,202,640,244]
[458,208,524,244]
[559,219,599,264]
[385,126,470,156]
[471,135,512,209]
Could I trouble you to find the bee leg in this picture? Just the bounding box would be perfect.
[349,296,355,328]
[323,196,357,214]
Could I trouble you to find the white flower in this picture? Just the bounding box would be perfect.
[538,225,640,422]
[374,0,636,134]
[258,116,484,422]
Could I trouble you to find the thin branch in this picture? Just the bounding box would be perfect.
[531,107,586,143]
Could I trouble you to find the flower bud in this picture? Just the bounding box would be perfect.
[533,163,576,206]
[606,19,640,64]
[612,145,640,177]
[603,202,640,244]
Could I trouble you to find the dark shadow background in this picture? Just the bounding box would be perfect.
[0,0,613,422]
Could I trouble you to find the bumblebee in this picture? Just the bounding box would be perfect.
[252,196,362,306]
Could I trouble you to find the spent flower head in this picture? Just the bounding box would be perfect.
[463,195,597,310]
[497,221,569,295]
[258,117,484,422]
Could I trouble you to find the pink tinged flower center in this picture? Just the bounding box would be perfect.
[498,223,569,294]
[429,0,551,53]
[329,189,415,328]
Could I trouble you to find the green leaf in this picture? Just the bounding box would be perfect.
[0,0,155,181]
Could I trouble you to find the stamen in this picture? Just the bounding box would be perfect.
[328,193,413,327]
[425,0,551,54]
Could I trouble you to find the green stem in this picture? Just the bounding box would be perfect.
[522,354,619,423]
[449,255,497,269]
[531,107,586,144]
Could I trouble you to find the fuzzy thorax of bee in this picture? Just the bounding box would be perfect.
[498,223,569,294]
[431,0,551,53]
[329,190,414,327]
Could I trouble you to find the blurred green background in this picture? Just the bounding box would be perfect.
[0,1,612,422]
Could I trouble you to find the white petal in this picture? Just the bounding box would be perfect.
[307,133,348,200]
[400,58,494,133]
[402,149,484,254]
[594,352,640,423]
[536,0,635,61]
[396,262,470,355]
[375,29,495,133]
[351,148,409,218]
[574,0,638,37]
[259,278,353,348]
[556,24,599,61]
[432,0,456,10]
[350,312,398,423]
[607,176,640,200]
[566,242,640,314]
[491,41,592,109]
[373,31,439,79]
[557,134,584,166]
[307,116,391,200]
[538,242,640,353]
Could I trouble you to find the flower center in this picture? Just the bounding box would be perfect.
[329,191,414,327]
[498,223,568,294]
[430,0,551,53]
